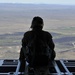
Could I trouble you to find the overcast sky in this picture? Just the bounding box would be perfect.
[0,0,75,5]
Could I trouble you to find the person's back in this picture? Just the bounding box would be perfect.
[19,16,56,74]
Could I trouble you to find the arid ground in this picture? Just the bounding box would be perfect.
[0,4,75,60]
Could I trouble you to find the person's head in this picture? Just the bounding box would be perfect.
[30,16,44,29]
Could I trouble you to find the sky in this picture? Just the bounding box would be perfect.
[0,0,75,5]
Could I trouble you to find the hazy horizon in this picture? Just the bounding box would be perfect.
[0,0,75,5]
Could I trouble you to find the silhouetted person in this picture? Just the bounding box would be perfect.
[19,16,56,74]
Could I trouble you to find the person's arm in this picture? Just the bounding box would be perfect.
[19,33,27,61]
[19,33,28,72]
[19,47,26,72]
[47,33,56,60]
[19,48,25,60]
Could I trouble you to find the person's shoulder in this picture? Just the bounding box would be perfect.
[42,30,52,37]
[42,30,51,35]
[24,30,32,36]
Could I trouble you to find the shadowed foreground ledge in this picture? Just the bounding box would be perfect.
[0,59,75,75]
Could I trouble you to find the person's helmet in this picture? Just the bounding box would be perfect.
[30,16,44,29]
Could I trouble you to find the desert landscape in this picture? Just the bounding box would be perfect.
[0,3,75,60]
